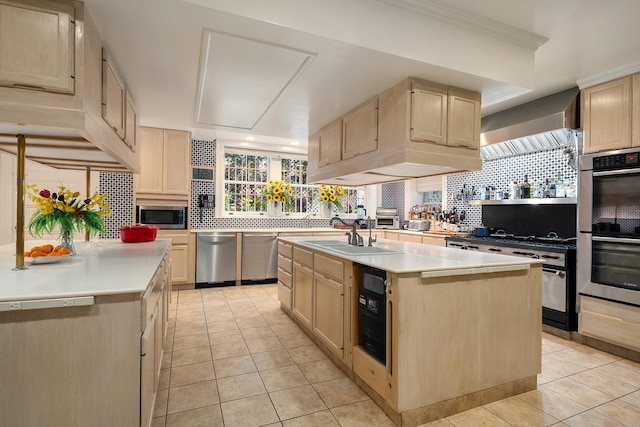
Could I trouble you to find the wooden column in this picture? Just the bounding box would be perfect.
[14,134,26,270]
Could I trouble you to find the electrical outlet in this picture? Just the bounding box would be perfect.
[62,299,73,307]
[9,302,21,310]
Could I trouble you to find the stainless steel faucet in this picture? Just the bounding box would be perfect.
[329,216,363,246]
[367,216,377,246]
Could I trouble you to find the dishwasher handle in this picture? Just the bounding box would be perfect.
[243,233,278,238]
[197,233,237,244]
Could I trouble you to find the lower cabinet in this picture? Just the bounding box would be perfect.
[313,272,344,357]
[158,230,189,285]
[579,295,640,351]
[140,301,159,427]
[292,262,314,330]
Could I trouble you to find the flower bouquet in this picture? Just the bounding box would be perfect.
[257,180,294,215]
[26,184,111,254]
[317,184,344,217]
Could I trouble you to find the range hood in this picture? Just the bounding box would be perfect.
[480,87,580,160]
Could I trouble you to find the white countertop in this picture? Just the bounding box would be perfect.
[190,227,347,233]
[280,236,541,274]
[0,239,170,302]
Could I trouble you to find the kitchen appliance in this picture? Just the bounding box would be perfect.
[358,264,387,363]
[407,219,430,231]
[356,205,367,220]
[447,232,577,331]
[241,232,278,284]
[375,207,399,229]
[119,225,157,243]
[136,205,187,230]
[578,148,640,306]
[473,226,491,237]
[196,232,237,286]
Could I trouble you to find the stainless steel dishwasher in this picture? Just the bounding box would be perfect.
[196,232,238,286]
[241,232,279,284]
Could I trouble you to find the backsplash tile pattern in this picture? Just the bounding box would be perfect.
[99,172,133,239]
[192,139,216,167]
[381,182,405,220]
[446,148,578,227]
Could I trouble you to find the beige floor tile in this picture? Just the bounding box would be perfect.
[298,359,345,383]
[220,394,279,427]
[570,369,638,398]
[595,399,640,426]
[208,330,244,345]
[621,390,640,408]
[282,409,341,426]
[206,320,239,333]
[263,312,295,326]
[616,358,640,372]
[445,406,511,426]
[216,371,266,402]
[158,368,170,390]
[277,332,313,349]
[154,388,169,418]
[210,341,249,360]
[287,344,327,364]
[236,316,269,329]
[418,418,455,427]
[151,416,165,427]
[484,395,558,426]
[269,384,327,420]
[517,387,589,420]
[173,333,210,351]
[173,324,208,337]
[165,404,223,427]
[162,351,173,369]
[543,352,590,377]
[252,349,296,371]
[566,345,621,363]
[592,363,640,388]
[312,377,369,408]
[562,409,624,426]
[271,322,303,336]
[260,365,309,392]
[553,347,613,370]
[164,337,174,352]
[240,326,276,340]
[205,311,235,322]
[214,354,257,378]
[543,377,614,407]
[246,336,285,354]
[167,380,219,414]
[331,400,395,427]
[171,346,212,367]
[542,333,581,349]
[170,361,215,387]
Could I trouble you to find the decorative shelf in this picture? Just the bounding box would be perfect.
[469,197,577,205]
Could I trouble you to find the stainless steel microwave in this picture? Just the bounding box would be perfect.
[136,206,187,229]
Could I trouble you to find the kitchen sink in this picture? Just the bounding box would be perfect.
[301,239,348,246]
[301,240,400,255]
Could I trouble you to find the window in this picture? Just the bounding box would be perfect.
[223,148,364,215]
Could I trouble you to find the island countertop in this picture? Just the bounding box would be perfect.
[279,236,541,274]
[0,239,170,302]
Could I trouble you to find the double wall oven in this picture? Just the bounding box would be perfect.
[578,148,640,307]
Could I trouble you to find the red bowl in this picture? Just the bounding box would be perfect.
[120,225,157,243]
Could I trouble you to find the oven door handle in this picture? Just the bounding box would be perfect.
[593,236,640,244]
[542,268,565,279]
[593,168,640,177]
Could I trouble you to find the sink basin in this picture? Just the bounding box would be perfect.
[301,240,348,246]
[326,245,401,255]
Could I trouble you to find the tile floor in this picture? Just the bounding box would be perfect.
[152,284,640,427]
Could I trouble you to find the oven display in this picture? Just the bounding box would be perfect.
[626,153,639,165]
[594,150,640,170]
[367,298,379,313]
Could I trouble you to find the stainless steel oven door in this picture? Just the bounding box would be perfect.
[542,266,567,312]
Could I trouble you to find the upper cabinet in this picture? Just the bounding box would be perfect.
[342,97,378,160]
[102,49,125,139]
[135,127,191,199]
[124,90,137,152]
[0,0,75,94]
[582,76,633,153]
[308,77,482,185]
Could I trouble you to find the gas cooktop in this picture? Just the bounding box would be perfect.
[447,235,577,251]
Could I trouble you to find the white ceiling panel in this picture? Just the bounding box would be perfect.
[196,30,316,130]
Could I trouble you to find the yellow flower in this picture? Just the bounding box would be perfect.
[319,191,327,199]
[329,188,336,195]
[273,194,281,202]
[337,186,344,195]
[266,194,273,202]
[330,194,337,202]
[288,188,293,196]
[321,195,329,202]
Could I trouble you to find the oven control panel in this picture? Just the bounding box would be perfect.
[593,151,639,171]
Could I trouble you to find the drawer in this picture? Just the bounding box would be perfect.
[278,254,292,274]
[157,230,189,245]
[278,267,292,288]
[278,282,292,310]
[580,311,640,351]
[141,269,162,332]
[278,241,293,258]
[314,253,344,283]
[294,246,314,268]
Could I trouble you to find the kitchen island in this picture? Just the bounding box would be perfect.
[277,236,542,426]
[0,239,172,427]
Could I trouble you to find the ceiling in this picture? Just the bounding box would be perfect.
[83,0,640,152]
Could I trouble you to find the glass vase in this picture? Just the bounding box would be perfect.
[319,203,332,218]
[267,201,283,217]
[58,226,76,255]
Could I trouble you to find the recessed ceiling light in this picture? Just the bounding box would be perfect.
[290,140,299,145]
[245,136,255,141]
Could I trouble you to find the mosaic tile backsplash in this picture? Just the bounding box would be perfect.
[381,182,405,221]
[99,172,133,239]
[445,147,578,228]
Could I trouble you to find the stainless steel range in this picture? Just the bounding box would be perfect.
[446,232,577,331]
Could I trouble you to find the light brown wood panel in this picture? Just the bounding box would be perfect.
[141,301,158,427]
[318,118,343,167]
[169,244,189,284]
[278,241,293,258]
[278,253,293,274]
[580,295,640,351]
[314,252,345,282]
[353,346,392,402]
[342,97,378,160]
[278,267,292,288]
[397,233,423,244]
[102,49,125,138]
[582,76,632,153]
[136,127,164,193]
[278,282,292,310]
[313,272,344,357]
[293,246,314,268]
[124,90,137,152]
[163,129,191,195]
[421,235,446,247]
[447,90,481,149]
[633,73,640,147]
[292,262,314,330]
[410,83,447,144]
[0,0,75,94]
[158,230,189,245]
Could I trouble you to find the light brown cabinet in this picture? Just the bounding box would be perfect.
[447,89,481,149]
[135,127,191,198]
[579,295,640,352]
[158,230,189,285]
[124,90,138,152]
[0,0,75,94]
[313,271,344,357]
[410,84,447,144]
[292,261,313,330]
[342,97,378,160]
[317,118,343,168]
[277,241,293,309]
[582,76,632,153]
[102,49,125,139]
